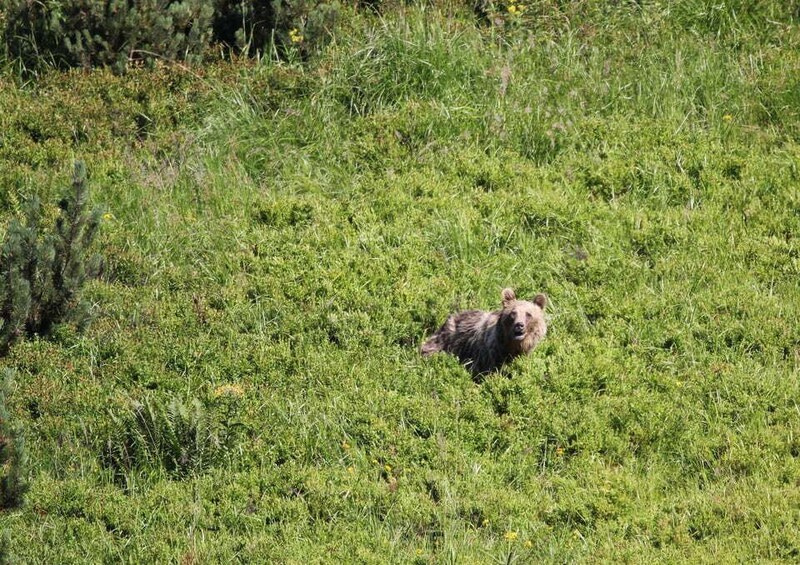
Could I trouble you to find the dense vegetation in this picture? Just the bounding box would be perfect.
[2,0,339,71]
[1,1,799,561]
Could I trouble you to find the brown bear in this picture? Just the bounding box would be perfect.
[421,288,547,375]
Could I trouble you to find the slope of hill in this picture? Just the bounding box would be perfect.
[1,4,799,562]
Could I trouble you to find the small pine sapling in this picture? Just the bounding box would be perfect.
[0,369,28,509]
[34,161,103,336]
[0,162,103,354]
[0,530,8,564]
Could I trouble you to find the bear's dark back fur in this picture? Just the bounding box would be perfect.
[421,288,547,375]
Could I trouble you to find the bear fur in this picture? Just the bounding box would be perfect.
[421,288,547,375]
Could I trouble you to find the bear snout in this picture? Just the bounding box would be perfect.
[512,322,526,340]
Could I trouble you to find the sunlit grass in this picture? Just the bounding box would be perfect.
[1,2,800,562]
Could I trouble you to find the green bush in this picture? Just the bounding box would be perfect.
[0,161,102,354]
[3,0,344,71]
[3,0,214,72]
[0,369,27,510]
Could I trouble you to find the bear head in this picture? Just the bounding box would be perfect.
[499,288,547,353]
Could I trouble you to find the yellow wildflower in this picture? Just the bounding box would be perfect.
[341,440,351,450]
[504,531,519,541]
[384,464,393,473]
[524,540,533,548]
[555,447,565,456]
[508,4,518,14]
[289,28,304,44]
[347,466,355,474]
[723,114,733,121]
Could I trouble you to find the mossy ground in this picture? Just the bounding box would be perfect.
[1,3,799,562]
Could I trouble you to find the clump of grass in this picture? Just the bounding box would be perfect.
[102,392,241,484]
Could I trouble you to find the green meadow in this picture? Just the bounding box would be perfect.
[1,2,800,562]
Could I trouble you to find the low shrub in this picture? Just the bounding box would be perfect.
[3,0,214,72]
[3,0,343,72]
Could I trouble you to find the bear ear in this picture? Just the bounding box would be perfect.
[501,288,516,306]
[533,293,547,310]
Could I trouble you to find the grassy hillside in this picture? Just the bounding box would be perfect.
[1,3,799,562]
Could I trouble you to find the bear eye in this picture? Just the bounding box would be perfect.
[525,312,532,320]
